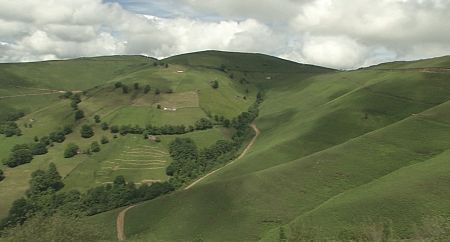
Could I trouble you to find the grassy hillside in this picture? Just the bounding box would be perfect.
[3,52,450,241]
[0,53,255,220]
[97,54,450,241]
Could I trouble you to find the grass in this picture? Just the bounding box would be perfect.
[97,53,450,241]
[3,51,450,241]
[0,54,252,220]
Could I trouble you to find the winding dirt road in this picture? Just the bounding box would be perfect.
[116,205,136,241]
[184,123,260,190]
[115,123,260,241]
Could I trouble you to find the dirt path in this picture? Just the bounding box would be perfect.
[116,205,136,241]
[184,123,260,190]
[115,124,260,240]
[0,86,82,99]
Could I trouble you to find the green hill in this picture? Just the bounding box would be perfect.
[93,54,450,241]
[2,52,450,241]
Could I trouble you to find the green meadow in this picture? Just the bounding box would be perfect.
[2,51,450,241]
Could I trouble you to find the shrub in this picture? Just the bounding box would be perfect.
[31,142,48,155]
[64,143,79,158]
[110,125,119,133]
[74,110,84,120]
[114,82,122,88]
[3,148,33,167]
[101,122,109,130]
[90,142,100,153]
[100,136,109,144]
[144,85,151,94]
[94,115,101,123]
[80,125,94,138]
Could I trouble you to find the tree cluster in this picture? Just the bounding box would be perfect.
[0,169,4,182]
[0,111,24,137]
[0,164,173,231]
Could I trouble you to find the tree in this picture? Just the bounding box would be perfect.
[110,125,119,133]
[134,83,139,90]
[62,91,73,99]
[2,198,30,227]
[122,85,129,94]
[47,163,64,191]
[4,148,33,167]
[113,175,126,187]
[71,94,81,104]
[0,169,4,181]
[100,136,109,144]
[90,141,100,153]
[157,104,161,109]
[63,126,73,135]
[195,118,213,130]
[144,85,151,94]
[101,122,109,130]
[165,63,169,68]
[64,143,79,158]
[80,125,94,138]
[49,131,65,143]
[211,80,219,89]
[154,88,160,95]
[74,110,84,120]
[114,82,122,88]
[31,142,48,155]
[70,99,78,110]
[94,115,101,123]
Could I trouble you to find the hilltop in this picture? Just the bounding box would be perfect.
[1,51,450,241]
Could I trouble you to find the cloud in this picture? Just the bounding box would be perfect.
[0,0,449,68]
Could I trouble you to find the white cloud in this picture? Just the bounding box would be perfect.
[0,0,449,68]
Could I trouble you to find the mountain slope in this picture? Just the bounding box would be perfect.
[92,55,450,241]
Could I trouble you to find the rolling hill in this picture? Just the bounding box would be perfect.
[1,51,450,241]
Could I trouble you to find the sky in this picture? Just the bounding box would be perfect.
[0,0,449,69]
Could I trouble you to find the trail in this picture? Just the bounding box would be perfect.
[0,86,82,99]
[116,205,136,241]
[184,123,260,190]
[115,124,260,241]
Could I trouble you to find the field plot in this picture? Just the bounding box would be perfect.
[104,106,207,126]
[96,143,170,185]
[63,135,171,192]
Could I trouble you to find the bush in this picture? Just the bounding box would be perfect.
[195,118,213,130]
[49,131,65,143]
[122,85,129,94]
[134,83,139,90]
[90,141,100,153]
[74,110,84,120]
[101,122,109,130]
[0,169,4,181]
[114,82,122,88]
[31,142,48,155]
[63,126,73,135]
[64,143,79,158]
[144,85,151,94]
[3,148,33,167]
[80,125,94,138]
[94,115,101,123]
[110,125,119,133]
[100,136,109,144]
[211,80,219,89]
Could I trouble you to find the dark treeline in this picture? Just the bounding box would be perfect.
[0,163,174,230]
[0,111,24,137]
[2,126,73,168]
[166,91,264,187]
[108,117,214,137]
